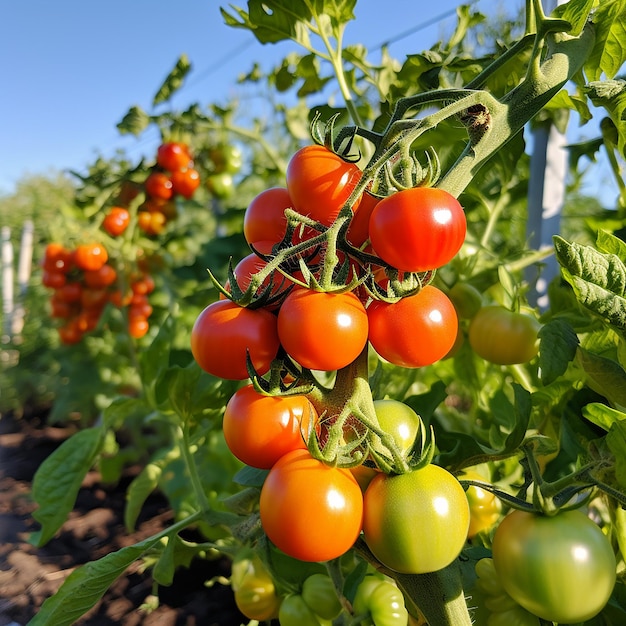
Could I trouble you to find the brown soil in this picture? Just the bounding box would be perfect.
[0,410,246,626]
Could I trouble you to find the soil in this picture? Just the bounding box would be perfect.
[0,409,247,626]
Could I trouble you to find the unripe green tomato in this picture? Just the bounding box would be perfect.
[353,575,408,626]
[370,399,421,459]
[210,143,243,173]
[279,594,331,626]
[468,306,540,365]
[206,172,234,198]
[301,573,342,620]
[448,282,483,320]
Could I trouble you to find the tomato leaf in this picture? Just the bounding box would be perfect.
[584,0,626,81]
[140,314,176,409]
[553,0,595,37]
[577,348,626,408]
[30,427,104,547]
[538,318,579,384]
[607,421,626,489]
[28,535,163,626]
[233,465,269,487]
[585,79,626,159]
[152,54,192,107]
[116,105,151,136]
[582,402,626,431]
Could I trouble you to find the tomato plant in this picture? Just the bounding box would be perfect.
[468,306,540,365]
[367,285,458,368]
[362,463,469,573]
[259,449,363,562]
[369,187,466,271]
[492,509,617,623]
[190,300,280,380]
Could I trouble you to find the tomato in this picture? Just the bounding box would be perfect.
[353,575,408,626]
[145,171,173,200]
[102,207,130,237]
[222,384,315,468]
[131,275,155,295]
[128,316,149,339]
[83,264,117,289]
[156,141,192,172]
[279,594,330,626]
[206,172,234,198]
[370,399,421,460]
[369,187,466,272]
[210,143,243,174]
[58,321,83,345]
[492,509,616,623]
[367,285,458,368]
[243,187,292,247]
[231,553,281,621]
[259,449,363,562]
[42,270,67,289]
[57,281,82,303]
[468,306,540,365]
[362,463,469,573]
[80,288,108,311]
[447,282,483,320]
[301,574,342,620]
[42,242,73,273]
[170,167,200,199]
[277,288,369,372]
[138,210,167,236]
[286,145,362,226]
[347,190,380,248]
[458,469,501,538]
[191,300,280,380]
[74,243,108,272]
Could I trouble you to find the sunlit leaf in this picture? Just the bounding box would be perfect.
[585,0,626,81]
[153,55,192,106]
[582,402,626,431]
[538,318,579,384]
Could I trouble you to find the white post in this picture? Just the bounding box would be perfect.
[1,226,14,343]
[12,220,34,338]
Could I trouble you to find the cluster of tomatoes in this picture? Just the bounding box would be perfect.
[138,141,200,235]
[42,241,155,343]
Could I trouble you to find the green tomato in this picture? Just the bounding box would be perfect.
[370,399,421,460]
[206,172,234,198]
[492,509,616,623]
[353,575,408,626]
[231,553,281,621]
[468,306,540,365]
[210,143,243,173]
[447,282,483,320]
[301,573,342,620]
[362,464,470,573]
[279,594,331,626]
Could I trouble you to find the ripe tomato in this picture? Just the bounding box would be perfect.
[286,145,362,226]
[492,509,616,623]
[145,172,173,200]
[191,300,280,380]
[83,264,117,289]
[42,270,67,289]
[468,306,540,365]
[362,463,470,573]
[458,469,501,538]
[170,167,200,199]
[222,385,316,469]
[277,288,368,371]
[259,449,363,562]
[131,275,155,295]
[346,190,380,248]
[156,141,192,172]
[353,575,408,626]
[243,187,293,247]
[231,553,281,621]
[102,207,130,237]
[128,316,149,338]
[42,243,73,273]
[367,285,458,368]
[369,187,466,271]
[74,243,108,272]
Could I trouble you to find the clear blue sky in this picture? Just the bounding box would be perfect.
[2,0,611,202]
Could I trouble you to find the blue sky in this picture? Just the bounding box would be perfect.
[1,0,612,202]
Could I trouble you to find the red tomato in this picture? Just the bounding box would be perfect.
[243,187,293,247]
[145,172,173,200]
[83,264,117,289]
[170,167,200,199]
[102,207,130,237]
[42,270,67,289]
[156,141,192,171]
[347,190,380,248]
[129,316,149,338]
[191,300,280,380]
[367,285,458,367]
[286,145,362,226]
[369,187,466,271]
[74,243,108,272]
[222,385,316,468]
[131,275,155,295]
[57,282,82,303]
[277,288,368,371]
[259,449,363,562]
[42,243,74,273]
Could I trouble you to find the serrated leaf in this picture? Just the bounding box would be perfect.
[578,347,626,407]
[553,0,595,36]
[153,55,192,106]
[116,105,150,136]
[597,229,626,261]
[582,401,626,431]
[538,318,579,384]
[585,79,626,159]
[585,0,626,81]
[28,535,162,626]
[31,427,104,546]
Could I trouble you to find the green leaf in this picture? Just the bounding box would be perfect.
[577,347,626,408]
[140,314,176,409]
[585,0,626,80]
[582,402,626,431]
[607,421,626,489]
[28,535,162,626]
[553,0,595,37]
[597,229,626,261]
[153,55,192,106]
[538,318,579,384]
[585,79,626,159]
[233,465,269,487]
[116,105,150,136]
[31,427,104,546]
